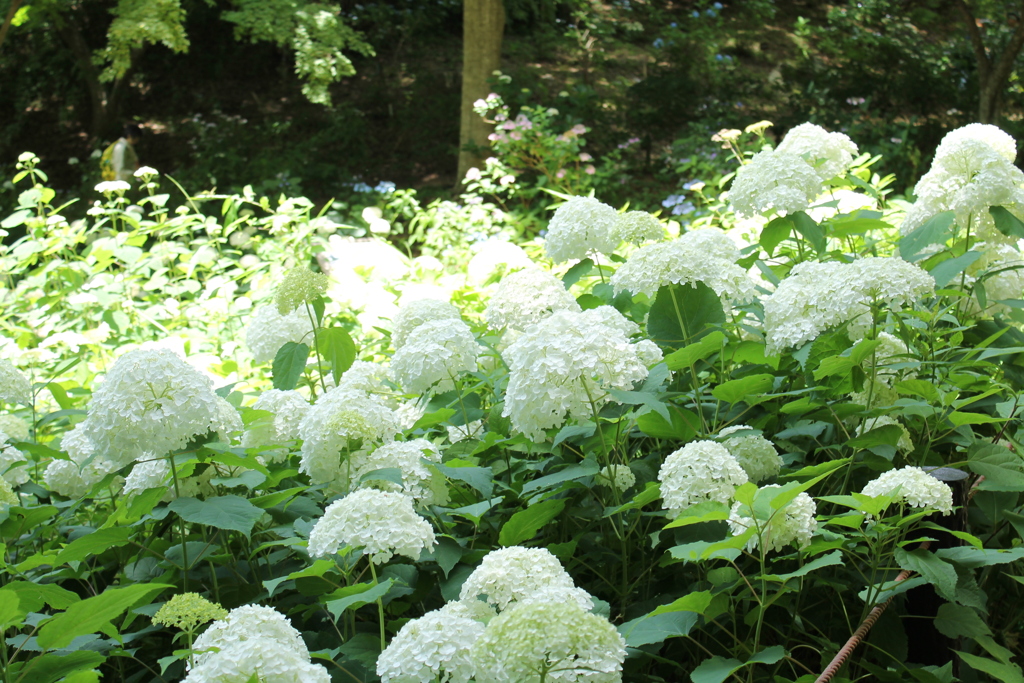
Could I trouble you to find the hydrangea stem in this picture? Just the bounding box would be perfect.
[368,559,386,652]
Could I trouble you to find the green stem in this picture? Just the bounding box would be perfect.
[668,286,709,435]
[168,456,189,591]
[368,560,386,651]
[304,302,327,392]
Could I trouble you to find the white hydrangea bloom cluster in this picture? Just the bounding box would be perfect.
[274,267,330,315]
[861,466,954,515]
[298,384,401,489]
[391,299,462,350]
[81,349,223,468]
[729,149,825,218]
[610,228,757,303]
[501,307,659,442]
[658,440,749,518]
[775,123,859,181]
[245,304,315,363]
[0,474,17,505]
[121,458,217,500]
[0,415,29,442]
[0,431,27,487]
[728,485,817,553]
[902,125,1024,243]
[967,242,1024,315]
[614,211,665,245]
[307,488,436,563]
[334,360,391,395]
[186,605,329,683]
[856,415,913,452]
[241,389,310,460]
[376,605,485,683]
[470,601,626,683]
[718,425,784,482]
[391,319,480,394]
[484,268,581,332]
[0,360,32,405]
[544,196,620,263]
[43,423,120,498]
[211,396,243,444]
[459,547,593,613]
[447,420,483,443]
[350,439,449,507]
[763,257,934,354]
[596,464,636,490]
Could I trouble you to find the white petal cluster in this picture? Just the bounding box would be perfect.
[211,396,243,444]
[81,349,222,468]
[861,466,954,515]
[658,440,748,518]
[241,389,310,459]
[376,605,485,683]
[43,423,119,498]
[967,242,1024,315]
[123,457,217,500]
[485,268,581,332]
[596,464,636,491]
[391,319,480,394]
[501,307,658,442]
[350,439,450,507]
[610,228,756,302]
[0,415,29,442]
[718,425,783,482]
[729,149,824,218]
[391,299,462,350]
[544,196,620,263]
[334,360,391,395]
[459,546,593,613]
[775,122,859,181]
[763,258,934,354]
[186,605,329,683]
[728,485,817,553]
[307,488,436,563]
[245,304,315,363]
[0,475,17,505]
[470,601,626,683]
[298,385,401,489]
[614,211,666,245]
[0,360,31,405]
[0,431,27,487]
[902,126,1024,243]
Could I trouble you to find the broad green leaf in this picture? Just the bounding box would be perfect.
[358,467,404,487]
[326,580,393,621]
[791,211,826,253]
[434,462,494,498]
[894,547,957,601]
[55,527,133,565]
[763,550,843,582]
[934,603,991,639]
[264,559,337,597]
[648,282,725,348]
[899,211,954,262]
[16,651,106,683]
[969,444,1024,491]
[664,501,730,529]
[608,482,661,515]
[664,331,726,370]
[411,408,456,431]
[929,251,981,288]
[650,590,712,617]
[847,424,905,449]
[499,498,566,546]
[949,411,1002,426]
[318,326,357,385]
[432,536,463,578]
[562,258,594,289]
[522,461,599,496]
[37,583,171,651]
[272,342,309,390]
[893,379,942,403]
[956,651,1024,683]
[168,495,265,538]
[690,647,786,683]
[711,374,773,405]
[759,216,791,257]
[990,206,1024,240]
[636,406,698,441]
[0,590,20,627]
[3,581,79,613]
[618,611,699,647]
[936,546,1024,568]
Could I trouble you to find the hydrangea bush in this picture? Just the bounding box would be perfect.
[0,122,1023,683]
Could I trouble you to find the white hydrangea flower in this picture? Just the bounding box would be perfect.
[334,360,392,395]
[187,605,328,683]
[856,415,913,452]
[133,165,159,178]
[775,122,859,181]
[245,304,316,364]
[94,180,131,194]
[447,420,483,443]
[614,211,666,245]
[0,474,17,505]
[728,485,817,553]
[861,466,954,515]
[595,464,636,490]
[459,546,593,613]
[610,228,757,302]
[902,135,1024,243]
[470,601,625,683]
[43,422,120,498]
[468,239,534,285]
[484,268,581,332]
[658,440,748,518]
[501,307,658,441]
[0,360,32,406]
[763,257,934,354]
[298,386,401,489]
[0,431,27,487]
[718,425,784,483]
[0,415,29,442]
[376,605,485,683]
[211,396,243,444]
[350,439,449,507]
[241,389,310,459]
[391,299,462,350]
[934,123,1017,164]
[967,242,1024,315]
[81,349,223,468]
[544,196,620,263]
[729,149,825,218]
[307,488,436,563]
[123,457,218,500]
[391,319,480,394]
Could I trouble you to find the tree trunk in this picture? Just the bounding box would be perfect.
[457,0,504,184]
[955,0,1024,124]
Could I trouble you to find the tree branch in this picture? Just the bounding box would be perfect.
[955,0,992,82]
[0,0,23,53]
[988,0,1024,93]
